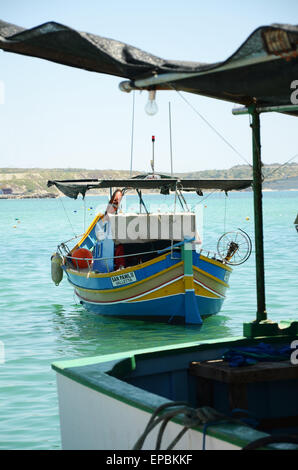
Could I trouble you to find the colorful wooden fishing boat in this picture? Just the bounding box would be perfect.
[49,175,252,324]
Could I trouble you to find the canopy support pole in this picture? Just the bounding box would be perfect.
[249,104,267,322]
[240,104,298,338]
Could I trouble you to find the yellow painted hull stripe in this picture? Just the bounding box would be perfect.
[76,278,221,304]
[193,265,229,287]
[126,277,184,302]
[193,279,224,298]
[131,281,222,302]
[75,275,184,304]
[71,262,184,294]
[68,264,227,295]
[183,275,194,290]
[74,274,223,302]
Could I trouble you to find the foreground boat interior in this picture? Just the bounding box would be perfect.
[52,335,298,450]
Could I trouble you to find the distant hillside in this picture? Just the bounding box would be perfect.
[176,162,298,191]
[176,162,298,183]
[1,163,298,197]
[0,168,137,197]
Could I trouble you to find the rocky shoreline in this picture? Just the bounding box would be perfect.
[0,192,58,199]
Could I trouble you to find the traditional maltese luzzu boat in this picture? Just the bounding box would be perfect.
[49,175,252,324]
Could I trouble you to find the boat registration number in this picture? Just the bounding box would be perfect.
[111,271,137,287]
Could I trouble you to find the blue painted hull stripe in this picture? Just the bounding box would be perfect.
[79,294,223,318]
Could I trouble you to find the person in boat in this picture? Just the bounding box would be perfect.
[114,244,125,270]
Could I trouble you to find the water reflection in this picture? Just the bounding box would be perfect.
[51,301,232,360]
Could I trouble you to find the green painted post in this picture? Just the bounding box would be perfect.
[182,242,193,277]
[249,104,267,322]
[181,243,202,324]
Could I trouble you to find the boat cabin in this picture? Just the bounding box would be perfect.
[74,211,200,273]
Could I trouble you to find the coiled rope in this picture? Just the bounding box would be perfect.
[132,401,229,450]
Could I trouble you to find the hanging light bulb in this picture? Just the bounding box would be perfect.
[145,89,158,116]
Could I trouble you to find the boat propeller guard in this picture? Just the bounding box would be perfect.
[217,229,252,265]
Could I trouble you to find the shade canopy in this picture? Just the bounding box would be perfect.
[47,176,252,199]
[0,20,298,114]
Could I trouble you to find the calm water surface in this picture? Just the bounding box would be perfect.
[0,191,297,449]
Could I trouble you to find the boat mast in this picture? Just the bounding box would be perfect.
[151,135,155,175]
[169,102,174,177]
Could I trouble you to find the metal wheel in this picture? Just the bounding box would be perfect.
[217,229,252,265]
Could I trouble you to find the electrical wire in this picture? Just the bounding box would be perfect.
[172,86,252,167]
[58,196,77,238]
[264,152,298,180]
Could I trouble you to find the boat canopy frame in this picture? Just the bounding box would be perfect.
[1,21,298,114]
[47,176,252,200]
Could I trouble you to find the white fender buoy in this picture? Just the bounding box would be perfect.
[51,253,63,286]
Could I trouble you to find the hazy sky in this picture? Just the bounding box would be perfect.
[1,0,298,172]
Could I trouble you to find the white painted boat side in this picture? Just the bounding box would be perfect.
[56,373,240,451]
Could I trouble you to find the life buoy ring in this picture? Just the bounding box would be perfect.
[105,189,123,215]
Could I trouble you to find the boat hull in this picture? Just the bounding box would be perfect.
[64,250,231,323]
[78,292,224,321]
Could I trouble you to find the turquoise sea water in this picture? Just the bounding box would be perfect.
[0,191,297,449]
